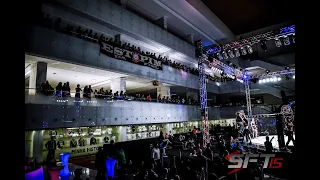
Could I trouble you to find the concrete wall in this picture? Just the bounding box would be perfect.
[25,25,220,93]
[49,0,195,58]
[25,95,269,130]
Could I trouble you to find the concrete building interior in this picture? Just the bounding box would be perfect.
[25,0,294,180]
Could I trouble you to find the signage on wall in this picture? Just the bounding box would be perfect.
[100,42,163,70]
[71,146,100,154]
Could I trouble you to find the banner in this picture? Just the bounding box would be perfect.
[100,42,163,70]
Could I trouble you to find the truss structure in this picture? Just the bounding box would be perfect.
[206,25,295,55]
[243,69,295,128]
[196,41,210,147]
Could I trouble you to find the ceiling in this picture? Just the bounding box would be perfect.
[202,0,293,35]
[126,0,234,46]
[25,55,158,93]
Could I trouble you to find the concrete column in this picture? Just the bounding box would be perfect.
[29,62,47,95]
[157,85,171,99]
[155,16,168,30]
[186,91,198,100]
[110,77,126,93]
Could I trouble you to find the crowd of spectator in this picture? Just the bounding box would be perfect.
[38,80,201,106]
[36,13,236,83]
[87,125,268,180]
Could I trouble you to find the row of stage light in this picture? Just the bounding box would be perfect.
[205,25,295,60]
[259,75,295,84]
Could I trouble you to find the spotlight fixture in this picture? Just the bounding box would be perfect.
[274,37,282,47]
[285,66,290,70]
[222,51,229,59]
[292,34,295,43]
[283,36,290,45]
[260,39,268,52]
[259,77,281,84]
[240,47,247,55]
[234,48,241,57]
[228,50,235,58]
[293,75,295,79]
[226,61,232,66]
[247,45,253,54]
[216,52,224,60]
[266,70,270,74]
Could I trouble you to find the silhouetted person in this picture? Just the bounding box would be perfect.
[62,83,67,97]
[45,136,56,163]
[95,147,106,176]
[75,84,82,98]
[108,140,118,159]
[55,82,63,96]
[66,82,71,96]
[88,85,93,98]
[264,136,274,153]
[285,121,295,147]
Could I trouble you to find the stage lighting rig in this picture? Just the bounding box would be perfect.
[240,47,247,55]
[285,66,290,70]
[247,45,253,54]
[266,70,270,74]
[234,48,241,57]
[228,50,235,58]
[274,37,282,47]
[283,36,290,45]
[222,51,228,59]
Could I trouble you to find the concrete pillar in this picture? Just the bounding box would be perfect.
[157,85,171,99]
[110,77,126,93]
[155,16,168,30]
[29,62,47,95]
[186,91,198,100]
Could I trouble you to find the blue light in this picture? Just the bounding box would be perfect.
[59,153,71,177]
[206,46,222,54]
[279,25,295,36]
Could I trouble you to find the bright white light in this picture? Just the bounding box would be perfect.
[266,78,270,82]
[216,82,220,86]
[293,75,295,79]
[273,77,277,81]
[262,79,266,83]
[277,77,281,81]
[25,71,31,76]
[259,80,262,83]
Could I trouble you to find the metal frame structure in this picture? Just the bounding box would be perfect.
[196,41,210,147]
[244,69,295,125]
[205,25,295,55]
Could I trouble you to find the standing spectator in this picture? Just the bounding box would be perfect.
[75,84,82,98]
